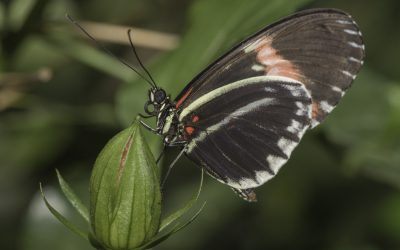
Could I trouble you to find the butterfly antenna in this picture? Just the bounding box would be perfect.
[65,14,156,88]
[127,29,158,87]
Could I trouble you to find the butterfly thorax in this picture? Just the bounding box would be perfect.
[157,108,185,146]
[145,87,186,146]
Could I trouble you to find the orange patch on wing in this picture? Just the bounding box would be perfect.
[175,87,193,108]
[185,126,195,135]
[253,36,303,82]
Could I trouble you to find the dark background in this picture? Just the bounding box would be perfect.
[1,0,400,249]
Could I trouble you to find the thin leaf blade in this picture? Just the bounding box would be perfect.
[56,169,89,222]
[159,170,203,232]
[39,183,88,240]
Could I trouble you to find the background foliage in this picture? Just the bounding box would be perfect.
[1,0,400,249]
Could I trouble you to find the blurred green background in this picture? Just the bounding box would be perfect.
[1,0,400,249]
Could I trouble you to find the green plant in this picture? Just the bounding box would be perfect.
[40,118,204,249]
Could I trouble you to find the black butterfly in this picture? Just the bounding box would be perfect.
[138,8,365,201]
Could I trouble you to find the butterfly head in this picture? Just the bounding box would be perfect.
[145,87,170,116]
[150,87,167,104]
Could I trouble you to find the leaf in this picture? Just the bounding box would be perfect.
[159,170,204,232]
[0,110,73,187]
[8,0,37,31]
[139,202,206,250]
[56,169,89,223]
[323,68,391,147]
[45,33,135,82]
[39,183,88,240]
[323,67,400,187]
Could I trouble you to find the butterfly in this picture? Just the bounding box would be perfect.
[137,8,365,201]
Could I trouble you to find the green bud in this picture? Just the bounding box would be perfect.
[89,118,161,249]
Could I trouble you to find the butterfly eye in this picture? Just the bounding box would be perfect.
[154,89,166,103]
[144,101,156,115]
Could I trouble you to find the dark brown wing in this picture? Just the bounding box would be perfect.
[175,8,365,127]
[179,76,312,190]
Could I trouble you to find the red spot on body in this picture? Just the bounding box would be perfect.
[192,115,199,123]
[175,87,193,108]
[185,126,195,135]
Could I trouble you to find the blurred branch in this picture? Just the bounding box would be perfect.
[76,21,180,51]
[0,90,22,111]
[0,67,52,87]
[0,67,52,110]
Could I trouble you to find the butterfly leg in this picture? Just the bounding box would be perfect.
[166,140,188,147]
[139,113,154,119]
[161,147,186,187]
[140,120,158,133]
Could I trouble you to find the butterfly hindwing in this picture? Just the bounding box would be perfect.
[179,76,312,189]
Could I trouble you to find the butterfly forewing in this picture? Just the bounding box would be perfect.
[265,9,365,126]
[175,9,365,127]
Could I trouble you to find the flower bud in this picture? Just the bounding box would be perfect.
[89,119,161,249]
